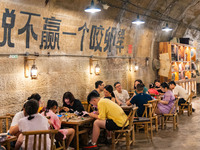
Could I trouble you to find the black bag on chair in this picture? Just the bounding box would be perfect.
[55,131,64,142]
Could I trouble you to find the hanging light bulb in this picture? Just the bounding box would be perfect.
[30,61,38,79]
[94,63,100,75]
[132,14,145,25]
[162,23,173,32]
[84,0,101,13]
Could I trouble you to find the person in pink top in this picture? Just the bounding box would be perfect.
[42,100,75,149]
[148,83,159,98]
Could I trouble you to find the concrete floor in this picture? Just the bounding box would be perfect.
[99,96,200,150]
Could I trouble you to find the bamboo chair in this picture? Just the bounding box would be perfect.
[133,104,153,141]
[128,91,135,98]
[81,101,92,112]
[22,130,58,150]
[54,138,65,150]
[6,113,15,120]
[111,107,138,150]
[45,117,66,150]
[0,116,12,133]
[161,98,179,130]
[148,99,159,131]
[179,91,194,116]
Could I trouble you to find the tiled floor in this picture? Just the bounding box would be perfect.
[99,96,200,150]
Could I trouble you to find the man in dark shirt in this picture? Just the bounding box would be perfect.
[92,80,104,95]
[126,84,152,117]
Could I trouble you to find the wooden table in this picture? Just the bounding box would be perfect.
[121,105,134,111]
[0,135,17,150]
[62,117,94,150]
[121,105,134,115]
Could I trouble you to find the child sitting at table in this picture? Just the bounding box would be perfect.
[126,84,152,117]
[42,100,75,149]
[15,99,50,150]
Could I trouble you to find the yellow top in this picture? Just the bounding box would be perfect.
[98,98,128,127]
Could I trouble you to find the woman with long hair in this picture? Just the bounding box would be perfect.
[59,92,84,113]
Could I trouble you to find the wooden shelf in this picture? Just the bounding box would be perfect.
[159,42,197,95]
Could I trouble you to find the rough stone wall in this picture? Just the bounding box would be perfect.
[0,0,158,115]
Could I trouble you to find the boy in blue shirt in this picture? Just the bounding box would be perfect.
[126,84,152,117]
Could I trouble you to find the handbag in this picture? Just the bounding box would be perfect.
[55,131,64,142]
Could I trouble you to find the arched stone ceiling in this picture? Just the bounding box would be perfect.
[97,0,200,39]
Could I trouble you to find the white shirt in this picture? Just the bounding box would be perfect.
[173,85,189,100]
[18,114,50,150]
[114,89,130,104]
[10,111,25,127]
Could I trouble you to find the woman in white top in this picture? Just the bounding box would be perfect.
[15,99,50,150]
[9,93,42,137]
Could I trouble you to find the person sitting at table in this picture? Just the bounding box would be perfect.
[42,100,75,149]
[148,83,159,98]
[59,92,84,113]
[91,80,105,112]
[113,82,130,105]
[27,93,44,113]
[134,79,148,95]
[9,103,27,137]
[169,81,195,112]
[92,80,105,95]
[126,84,152,117]
[155,82,175,115]
[104,85,122,105]
[84,91,128,149]
[15,99,50,150]
[9,93,41,136]
[154,79,165,95]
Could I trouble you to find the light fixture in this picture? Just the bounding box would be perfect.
[90,58,101,75]
[132,14,145,25]
[94,63,100,75]
[84,0,101,13]
[31,60,38,79]
[134,63,139,72]
[162,23,173,32]
[24,57,38,79]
